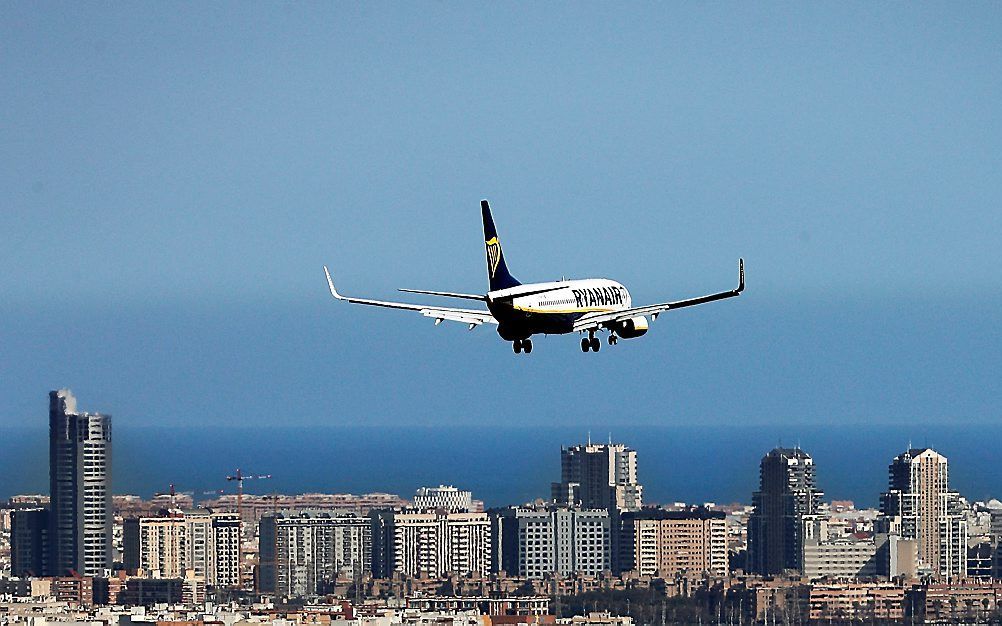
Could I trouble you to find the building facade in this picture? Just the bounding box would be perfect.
[619,508,727,579]
[413,486,477,512]
[123,516,186,578]
[258,510,372,597]
[122,510,241,588]
[372,510,491,578]
[878,448,967,580]
[747,447,824,576]
[11,508,49,577]
[802,540,879,580]
[48,389,113,577]
[551,443,642,512]
[494,507,611,579]
[187,510,241,587]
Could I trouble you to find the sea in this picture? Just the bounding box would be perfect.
[2,423,999,508]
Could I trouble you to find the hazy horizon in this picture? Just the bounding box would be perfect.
[3,422,999,510]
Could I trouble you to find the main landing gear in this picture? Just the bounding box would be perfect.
[580,331,601,353]
[513,338,533,354]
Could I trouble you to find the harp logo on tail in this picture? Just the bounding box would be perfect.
[486,237,501,278]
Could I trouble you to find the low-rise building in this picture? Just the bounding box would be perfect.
[908,582,1002,623]
[809,583,905,622]
[801,540,878,580]
[405,596,549,616]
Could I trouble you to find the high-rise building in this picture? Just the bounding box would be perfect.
[747,447,824,576]
[551,442,642,512]
[878,448,967,580]
[48,389,112,577]
[11,508,49,577]
[619,508,727,579]
[122,510,241,588]
[493,506,611,578]
[123,516,186,578]
[187,510,241,587]
[258,510,371,597]
[371,510,491,578]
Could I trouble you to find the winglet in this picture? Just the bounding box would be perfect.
[737,258,745,293]
[323,266,345,300]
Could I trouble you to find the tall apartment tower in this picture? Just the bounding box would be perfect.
[10,508,49,577]
[551,441,642,512]
[123,510,242,587]
[493,507,612,579]
[619,508,728,579]
[878,447,967,580]
[747,447,824,576]
[370,510,491,578]
[48,389,112,577]
[258,511,372,597]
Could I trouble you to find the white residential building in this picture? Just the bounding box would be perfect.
[372,511,491,578]
[258,510,371,597]
[494,507,611,579]
[413,486,479,513]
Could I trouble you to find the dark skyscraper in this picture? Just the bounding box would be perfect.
[747,447,824,576]
[551,441,642,512]
[10,508,48,577]
[48,389,113,576]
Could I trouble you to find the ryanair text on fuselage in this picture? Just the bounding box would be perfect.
[572,286,627,309]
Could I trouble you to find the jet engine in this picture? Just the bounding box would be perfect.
[616,316,649,339]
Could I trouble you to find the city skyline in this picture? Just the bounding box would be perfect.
[6,386,1002,620]
[2,389,999,511]
[3,4,1002,622]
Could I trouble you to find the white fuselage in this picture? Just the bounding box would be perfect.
[486,279,632,338]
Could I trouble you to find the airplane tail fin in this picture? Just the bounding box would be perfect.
[481,200,520,291]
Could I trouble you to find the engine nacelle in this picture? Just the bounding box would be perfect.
[616,316,649,339]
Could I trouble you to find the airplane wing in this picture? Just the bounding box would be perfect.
[573,259,744,332]
[323,266,497,329]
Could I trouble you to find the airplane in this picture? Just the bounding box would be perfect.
[323,200,744,354]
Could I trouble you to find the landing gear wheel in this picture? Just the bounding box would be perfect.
[581,338,590,352]
[590,337,601,352]
[523,339,532,354]
[513,340,522,354]
[608,335,618,346]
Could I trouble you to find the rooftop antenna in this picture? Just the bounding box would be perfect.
[587,431,591,446]
[608,432,612,445]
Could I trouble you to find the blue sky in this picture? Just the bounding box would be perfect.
[2,4,1001,434]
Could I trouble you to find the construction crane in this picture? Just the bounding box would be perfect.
[225,469,272,526]
[152,483,192,517]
